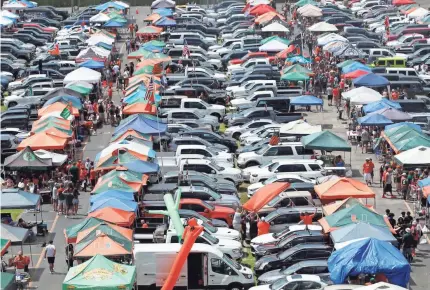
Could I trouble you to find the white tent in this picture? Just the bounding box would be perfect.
[90,13,111,23]
[308,21,338,32]
[0,16,13,26]
[394,146,430,166]
[262,22,289,32]
[86,34,115,46]
[280,120,322,135]
[354,282,408,290]
[298,5,322,17]
[408,7,428,19]
[76,46,111,60]
[0,10,19,19]
[99,140,154,159]
[297,4,321,13]
[151,0,175,9]
[114,1,130,8]
[342,87,383,105]
[34,150,68,166]
[317,33,348,46]
[63,67,102,84]
[259,39,290,52]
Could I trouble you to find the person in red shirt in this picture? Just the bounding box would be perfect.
[332,87,340,107]
[257,217,270,236]
[300,209,316,230]
[363,158,374,186]
[107,86,113,101]
[339,79,345,91]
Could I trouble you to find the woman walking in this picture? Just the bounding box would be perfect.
[72,187,80,215]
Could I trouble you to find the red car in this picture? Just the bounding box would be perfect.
[21,23,58,33]
[229,52,269,65]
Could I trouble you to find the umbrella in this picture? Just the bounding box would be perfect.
[281,71,310,81]
[65,81,93,95]
[358,114,393,126]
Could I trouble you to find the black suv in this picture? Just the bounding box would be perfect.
[254,244,333,276]
[0,45,33,62]
[182,130,237,152]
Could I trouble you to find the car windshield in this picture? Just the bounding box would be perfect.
[223,254,241,270]
[273,226,291,239]
[281,263,302,275]
[202,231,219,244]
[256,145,268,155]
[268,162,279,172]
[270,278,288,290]
[200,200,215,211]
[200,186,221,199]
[263,176,279,185]
[278,247,297,260]
[258,160,273,168]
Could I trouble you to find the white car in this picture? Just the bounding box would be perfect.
[241,126,283,146]
[386,33,425,48]
[3,88,54,108]
[247,174,315,197]
[239,124,282,145]
[185,67,226,82]
[250,275,327,290]
[251,225,323,247]
[224,119,277,139]
[0,128,31,141]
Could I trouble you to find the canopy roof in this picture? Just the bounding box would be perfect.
[78,59,105,69]
[259,39,290,52]
[301,130,351,152]
[38,102,80,117]
[290,95,323,106]
[322,197,369,216]
[318,203,393,233]
[136,25,163,35]
[1,238,11,255]
[358,114,393,126]
[337,59,357,68]
[90,190,135,205]
[261,22,289,32]
[281,71,310,81]
[243,183,290,212]
[91,175,142,194]
[0,223,30,243]
[63,67,102,84]
[363,99,402,114]
[0,190,41,209]
[394,146,430,166]
[17,131,68,151]
[76,223,133,244]
[88,207,136,227]
[328,238,410,287]
[151,0,175,9]
[279,120,322,135]
[298,4,322,17]
[63,254,136,290]
[75,232,132,257]
[99,139,156,160]
[255,11,285,24]
[369,107,411,122]
[1,272,14,290]
[354,283,408,290]
[43,95,83,109]
[123,102,157,115]
[353,73,390,88]
[64,217,106,244]
[343,69,370,79]
[114,114,167,137]
[249,4,276,16]
[89,197,138,213]
[3,146,52,170]
[282,64,312,75]
[317,33,347,46]
[43,88,84,100]
[315,177,375,201]
[308,21,338,32]
[342,62,371,74]
[342,87,383,105]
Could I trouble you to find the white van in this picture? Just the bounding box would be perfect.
[133,243,254,290]
[385,67,430,83]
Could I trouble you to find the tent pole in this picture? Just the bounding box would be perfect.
[29,244,33,266]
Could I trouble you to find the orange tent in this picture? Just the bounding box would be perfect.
[315,177,375,202]
[74,233,132,257]
[76,223,133,243]
[32,117,71,128]
[95,149,150,169]
[111,129,154,143]
[136,57,171,70]
[38,102,80,117]
[249,4,276,16]
[276,45,296,59]
[243,182,290,212]
[88,207,136,227]
[123,102,157,115]
[255,11,285,24]
[17,131,68,151]
[144,13,161,22]
[322,197,375,216]
[30,127,73,138]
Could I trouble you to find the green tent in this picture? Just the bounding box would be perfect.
[75,223,132,250]
[393,135,430,153]
[66,84,92,95]
[321,204,389,231]
[261,36,290,45]
[64,217,106,243]
[92,175,138,194]
[63,254,136,290]
[388,129,427,145]
[32,122,73,136]
[294,0,318,7]
[100,169,144,184]
[1,272,14,290]
[301,130,352,152]
[336,59,357,68]
[283,64,312,75]
[281,71,310,81]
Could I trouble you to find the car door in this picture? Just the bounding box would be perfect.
[209,257,239,287]
[269,214,289,233]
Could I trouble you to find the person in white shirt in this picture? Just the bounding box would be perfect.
[44,240,56,274]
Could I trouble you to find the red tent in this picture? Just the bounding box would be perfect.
[276,45,296,59]
[243,182,290,212]
[249,4,276,16]
[393,0,416,5]
[343,69,370,79]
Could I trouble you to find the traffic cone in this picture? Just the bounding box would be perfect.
[136,9,139,15]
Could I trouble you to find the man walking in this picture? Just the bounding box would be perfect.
[45,240,56,274]
[362,158,374,186]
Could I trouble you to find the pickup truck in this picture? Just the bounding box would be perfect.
[228,52,269,65]
[227,58,274,75]
[160,109,219,131]
[158,145,234,167]
[159,98,226,121]
[227,79,277,98]
[223,107,303,127]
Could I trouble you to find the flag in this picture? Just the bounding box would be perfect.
[269,135,280,145]
[384,16,389,28]
[145,76,155,104]
[60,103,72,120]
[182,40,190,58]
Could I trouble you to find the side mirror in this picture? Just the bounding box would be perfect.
[274,170,279,173]
[204,209,209,213]
[209,197,215,201]
[211,170,216,174]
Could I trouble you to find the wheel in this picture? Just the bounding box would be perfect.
[228,283,243,290]
[8,102,17,108]
[232,132,241,140]
[245,161,259,167]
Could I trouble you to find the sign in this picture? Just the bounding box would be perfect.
[60,105,72,120]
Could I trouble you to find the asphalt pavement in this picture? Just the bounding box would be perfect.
[4,4,430,290]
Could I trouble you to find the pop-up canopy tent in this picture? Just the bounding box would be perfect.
[328,238,411,287]
[3,146,53,170]
[330,222,397,249]
[63,254,136,290]
[90,190,135,205]
[88,207,136,227]
[363,99,402,114]
[301,131,351,152]
[63,67,102,84]
[322,197,370,216]
[151,0,176,9]
[17,131,69,151]
[91,175,142,195]
[43,95,83,109]
[259,39,290,52]
[64,217,106,243]
[114,114,167,137]
[261,22,289,32]
[342,87,383,105]
[290,95,323,106]
[1,272,15,290]
[243,183,290,212]
[317,33,347,46]
[0,190,41,209]
[89,197,138,213]
[279,120,322,136]
[308,21,338,32]
[369,108,411,122]
[0,224,31,244]
[358,114,393,126]
[318,203,393,233]
[342,62,371,74]
[314,177,375,202]
[353,73,390,88]
[33,150,68,167]
[74,232,133,258]
[394,146,430,166]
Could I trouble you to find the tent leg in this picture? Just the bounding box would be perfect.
[29,244,33,266]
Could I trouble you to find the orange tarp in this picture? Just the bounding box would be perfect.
[17,131,68,151]
[249,4,276,16]
[276,45,296,59]
[76,223,133,243]
[111,129,154,143]
[423,185,430,198]
[255,11,285,24]
[123,103,157,115]
[30,127,73,138]
[32,117,71,128]
[74,234,131,257]
[243,182,290,212]
[136,57,172,69]
[38,102,80,117]
[322,197,374,216]
[144,13,161,22]
[314,177,375,201]
[88,207,136,227]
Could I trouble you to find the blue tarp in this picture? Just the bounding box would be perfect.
[120,160,160,174]
[369,108,412,122]
[154,8,174,16]
[123,85,161,105]
[290,95,323,106]
[89,197,138,213]
[154,17,176,26]
[330,223,397,245]
[43,95,83,109]
[0,190,40,209]
[104,19,125,27]
[385,122,422,132]
[95,1,126,10]
[342,62,371,74]
[90,190,135,205]
[114,114,167,136]
[353,73,390,88]
[328,238,411,287]
[78,59,105,69]
[96,42,113,50]
[358,114,393,126]
[363,99,402,114]
[418,177,430,188]
[286,55,311,64]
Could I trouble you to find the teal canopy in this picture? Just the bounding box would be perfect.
[301,130,351,152]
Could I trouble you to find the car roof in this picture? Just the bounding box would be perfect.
[294,259,328,267]
[273,206,320,215]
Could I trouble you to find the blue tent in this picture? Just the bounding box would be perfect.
[96,42,113,50]
[358,114,393,126]
[154,17,176,26]
[353,73,390,88]
[154,8,174,16]
[120,160,160,174]
[363,98,402,114]
[114,114,167,136]
[78,60,105,69]
[43,95,83,109]
[385,122,422,132]
[104,19,125,27]
[141,43,163,52]
[95,1,125,10]
[286,55,311,64]
[418,177,430,188]
[290,95,323,106]
[328,238,411,287]
[330,223,397,245]
[89,198,138,213]
[90,190,135,205]
[0,190,41,209]
[342,62,371,74]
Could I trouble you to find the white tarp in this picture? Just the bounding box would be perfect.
[317,33,347,46]
[394,146,430,165]
[34,150,68,166]
[298,5,322,17]
[408,8,428,19]
[63,67,102,84]
[308,21,338,32]
[354,282,408,290]
[90,13,111,23]
[1,10,19,19]
[259,39,290,52]
[114,1,130,8]
[86,34,115,46]
[0,16,13,26]
[262,22,289,32]
[151,0,175,9]
[99,140,153,159]
[297,4,321,13]
[342,87,383,105]
[280,120,322,135]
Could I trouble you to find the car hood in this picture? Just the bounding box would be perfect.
[221,167,242,176]
[224,125,241,133]
[255,242,278,254]
[213,227,240,239]
[231,98,252,106]
[216,238,241,248]
[255,253,279,267]
[251,233,277,245]
[237,151,258,160]
[258,269,284,283]
[242,165,268,176]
